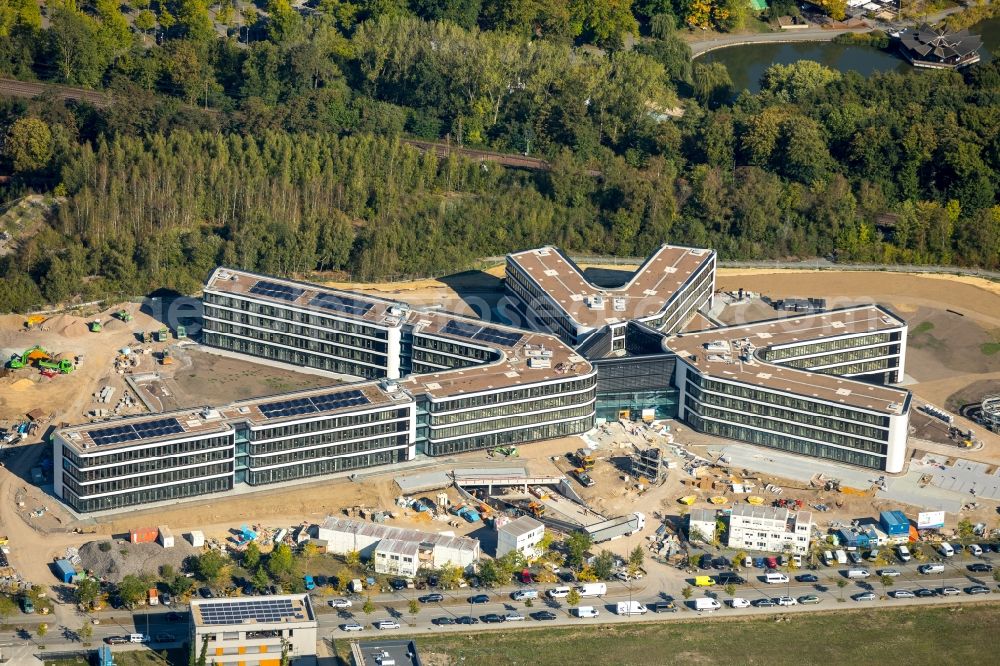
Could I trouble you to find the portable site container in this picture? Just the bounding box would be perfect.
[158,526,174,548]
[129,527,158,544]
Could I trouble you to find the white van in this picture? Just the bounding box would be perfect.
[547,586,570,599]
[129,634,146,644]
[694,597,722,611]
[846,568,870,579]
[897,546,911,562]
[938,542,955,557]
[919,563,945,575]
[574,606,600,618]
[765,572,788,584]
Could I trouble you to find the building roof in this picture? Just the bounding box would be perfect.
[664,305,910,415]
[498,515,544,538]
[190,594,315,628]
[899,25,982,62]
[350,640,423,666]
[506,245,715,330]
[374,539,420,557]
[320,517,480,554]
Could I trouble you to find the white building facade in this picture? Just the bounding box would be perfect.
[727,504,813,555]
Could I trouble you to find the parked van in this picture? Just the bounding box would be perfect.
[846,568,871,579]
[616,601,647,616]
[512,589,539,601]
[938,542,955,557]
[694,597,722,611]
[694,576,715,587]
[919,563,945,575]
[835,550,848,564]
[897,546,911,562]
[129,634,146,644]
[765,572,788,584]
[547,587,570,599]
[577,583,607,597]
[574,606,599,618]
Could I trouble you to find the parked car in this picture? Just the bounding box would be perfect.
[853,592,877,602]
[798,595,821,605]
[966,585,990,595]
[329,598,353,608]
[968,563,994,573]
[796,574,818,583]
[419,593,444,603]
[433,616,455,625]
[891,590,915,599]
[468,594,490,604]
[532,611,557,621]
[753,598,776,607]
[455,615,479,625]
[340,623,364,632]
[481,613,505,623]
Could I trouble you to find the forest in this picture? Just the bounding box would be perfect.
[0,0,997,312]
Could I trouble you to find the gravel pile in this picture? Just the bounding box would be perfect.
[78,538,201,583]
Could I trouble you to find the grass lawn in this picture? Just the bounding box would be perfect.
[333,603,1000,666]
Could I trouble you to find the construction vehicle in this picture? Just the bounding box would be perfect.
[89,320,102,333]
[7,345,51,369]
[176,325,187,339]
[38,358,74,374]
[575,448,595,470]
[116,310,133,322]
[155,327,169,342]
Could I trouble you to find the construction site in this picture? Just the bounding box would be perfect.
[1,264,1000,592]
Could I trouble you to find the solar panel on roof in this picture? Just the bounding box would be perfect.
[473,326,523,347]
[249,280,305,302]
[258,397,319,419]
[198,598,298,625]
[441,320,481,339]
[309,292,374,317]
[89,417,184,446]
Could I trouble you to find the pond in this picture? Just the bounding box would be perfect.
[698,17,999,93]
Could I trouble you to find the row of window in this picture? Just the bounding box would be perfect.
[764,332,896,362]
[425,415,593,456]
[63,447,232,482]
[429,402,595,440]
[203,332,384,378]
[205,319,389,366]
[686,373,892,427]
[779,345,899,371]
[205,304,390,351]
[430,389,595,425]
[65,476,232,513]
[686,398,888,455]
[684,382,888,440]
[204,292,387,339]
[247,448,404,485]
[251,409,410,444]
[65,462,234,497]
[430,376,596,413]
[62,435,233,469]
[687,414,886,470]
[251,434,408,468]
